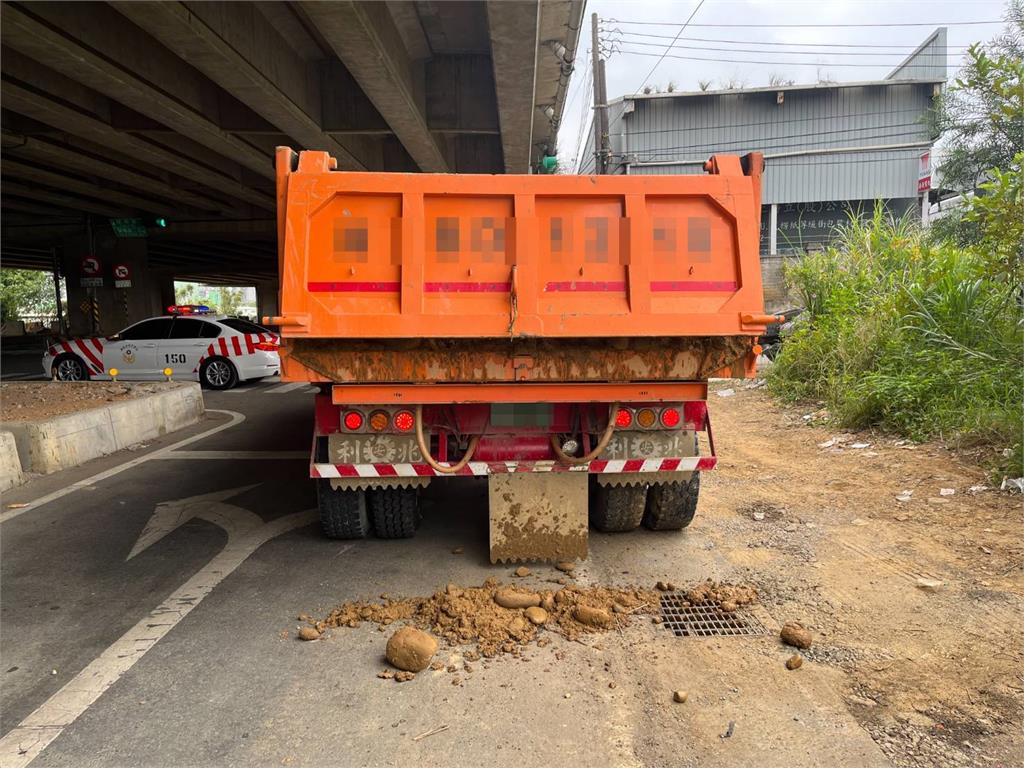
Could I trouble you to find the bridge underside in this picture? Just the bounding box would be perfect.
[1,0,582,330]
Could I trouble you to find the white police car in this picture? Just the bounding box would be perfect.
[43,306,280,390]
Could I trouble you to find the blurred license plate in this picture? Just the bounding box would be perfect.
[490,403,552,427]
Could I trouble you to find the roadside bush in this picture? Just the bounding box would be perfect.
[768,203,1023,478]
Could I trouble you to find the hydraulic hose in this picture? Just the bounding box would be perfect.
[414,404,481,474]
[549,402,620,465]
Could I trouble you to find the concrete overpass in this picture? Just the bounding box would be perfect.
[0,0,583,333]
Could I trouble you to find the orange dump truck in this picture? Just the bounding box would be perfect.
[267,147,779,562]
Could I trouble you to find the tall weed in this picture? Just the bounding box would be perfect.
[768,205,1023,477]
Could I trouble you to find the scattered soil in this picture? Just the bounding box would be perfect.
[0,382,180,422]
[305,577,760,674]
[738,500,787,522]
[309,579,671,659]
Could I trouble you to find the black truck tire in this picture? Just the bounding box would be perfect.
[317,481,371,539]
[643,473,700,531]
[368,487,419,539]
[590,483,648,532]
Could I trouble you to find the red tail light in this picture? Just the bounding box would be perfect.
[614,408,633,428]
[393,410,414,432]
[254,341,279,351]
[343,411,364,430]
[660,407,681,428]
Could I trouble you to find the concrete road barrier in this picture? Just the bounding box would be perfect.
[1,383,204,478]
[0,430,23,491]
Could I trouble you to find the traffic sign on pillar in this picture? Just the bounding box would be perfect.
[113,263,133,289]
[80,256,103,288]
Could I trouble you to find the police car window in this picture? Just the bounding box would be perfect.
[199,322,222,338]
[220,318,269,335]
[120,318,173,340]
[168,318,205,339]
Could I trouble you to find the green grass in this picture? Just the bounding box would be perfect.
[767,206,1023,478]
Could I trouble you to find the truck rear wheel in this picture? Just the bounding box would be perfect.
[590,483,647,532]
[643,473,700,531]
[369,487,419,539]
[317,481,371,539]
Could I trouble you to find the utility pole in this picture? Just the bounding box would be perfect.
[590,13,609,174]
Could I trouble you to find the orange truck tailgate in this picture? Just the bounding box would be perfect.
[270,148,774,346]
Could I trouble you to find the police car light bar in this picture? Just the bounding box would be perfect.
[167,305,211,315]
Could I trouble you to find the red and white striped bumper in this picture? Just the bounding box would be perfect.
[312,456,716,478]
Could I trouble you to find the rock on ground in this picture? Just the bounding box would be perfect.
[385,626,438,672]
[780,622,813,650]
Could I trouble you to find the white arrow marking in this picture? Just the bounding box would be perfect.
[0,409,246,525]
[0,496,321,768]
[126,484,261,560]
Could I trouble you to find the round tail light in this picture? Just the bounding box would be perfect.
[343,410,364,430]
[368,411,389,432]
[614,408,633,428]
[393,410,415,432]
[660,407,681,428]
[636,408,657,428]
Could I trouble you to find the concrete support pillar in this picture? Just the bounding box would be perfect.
[255,279,280,324]
[61,230,162,336]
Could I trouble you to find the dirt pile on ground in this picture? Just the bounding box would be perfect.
[310,578,661,658]
[681,580,758,612]
[0,381,178,422]
[306,578,761,672]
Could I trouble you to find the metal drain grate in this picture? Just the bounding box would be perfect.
[659,594,766,637]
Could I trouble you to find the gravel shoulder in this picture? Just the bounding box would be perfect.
[692,381,1024,768]
[0,382,177,422]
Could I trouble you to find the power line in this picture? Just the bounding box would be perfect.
[629,154,931,169]
[599,29,972,50]
[605,18,1003,28]
[615,47,957,68]
[629,128,932,160]
[608,107,936,139]
[570,57,594,173]
[635,0,706,93]
[603,37,968,58]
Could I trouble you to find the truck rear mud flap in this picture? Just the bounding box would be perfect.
[488,473,589,563]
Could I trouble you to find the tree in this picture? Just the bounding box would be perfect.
[0,269,55,321]
[218,287,246,316]
[931,1,1024,191]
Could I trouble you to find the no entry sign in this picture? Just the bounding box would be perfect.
[113,263,132,289]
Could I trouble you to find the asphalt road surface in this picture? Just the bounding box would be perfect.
[0,385,945,768]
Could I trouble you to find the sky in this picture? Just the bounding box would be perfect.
[557,0,1012,171]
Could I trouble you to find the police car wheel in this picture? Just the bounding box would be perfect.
[53,355,88,382]
[200,357,238,390]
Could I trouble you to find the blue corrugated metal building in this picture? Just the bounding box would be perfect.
[580,28,946,261]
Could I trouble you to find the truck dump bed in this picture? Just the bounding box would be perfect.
[270,148,775,385]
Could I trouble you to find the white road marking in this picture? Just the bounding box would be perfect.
[0,409,245,525]
[265,382,309,394]
[154,450,308,460]
[2,372,43,380]
[126,485,260,560]
[223,381,317,395]
[0,503,321,768]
